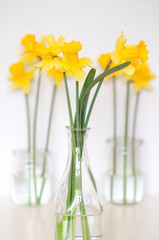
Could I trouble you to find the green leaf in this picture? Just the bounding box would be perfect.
[82,61,130,108]
[80,68,96,100]
[79,68,96,127]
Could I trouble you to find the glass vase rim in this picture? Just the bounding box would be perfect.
[66,126,91,132]
[13,148,52,157]
[106,136,143,145]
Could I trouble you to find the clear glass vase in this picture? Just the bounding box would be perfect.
[54,127,103,240]
[105,137,143,205]
[11,149,53,206]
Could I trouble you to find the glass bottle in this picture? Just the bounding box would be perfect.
[54,127,103,240]
[11,149,53,206]
[105,137,143,204]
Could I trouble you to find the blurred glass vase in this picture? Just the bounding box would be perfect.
[105,137,143,205]
[54,127,103,240]
[11,149,53,206]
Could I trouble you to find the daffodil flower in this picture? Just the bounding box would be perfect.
[22,34,65,73]
[34,34,65,73]
[126,63,156,92]
[8,61,33,94]
[111,31,149,76]
[21,34,46,64]
[56,41,93,82]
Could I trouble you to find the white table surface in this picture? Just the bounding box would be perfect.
[0,196,159,240]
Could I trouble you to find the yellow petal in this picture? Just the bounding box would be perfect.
[47,34,56,48]
[150,73,156,79]
[56,36,65,47]
[35,60,45,69]
[9,62,24,76]
[40,35,46,46]
[123,64,135,76]
[72,68,86,82]
[48,67,63,81]
[79,57,93,68]
[144,81,153,89]
[98,53,111,69]
[116,31,127,52]
[21,34,36,47]
[40,59,55,73]
[111,51,121,64]
[54,58,68,72]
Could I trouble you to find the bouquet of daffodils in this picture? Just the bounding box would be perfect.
[98,31,155,204]
[9,34,63,205]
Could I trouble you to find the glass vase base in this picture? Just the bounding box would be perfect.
[105,171,144,205]
[67,237,103,240]
[55,235,103,240]
[12,169,52,206]
[54,211,103,240]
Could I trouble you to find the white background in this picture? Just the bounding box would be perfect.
[0,0,159,196]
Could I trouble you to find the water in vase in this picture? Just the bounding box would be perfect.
[105,171,143,204]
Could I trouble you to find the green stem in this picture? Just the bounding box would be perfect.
[123,81,130,204]
[45,85,57,152]
[33,70,41,204]
[76,82,80,128]
[110,76,117,202]
[63,72,74,128]
[62,73,76,239]
[113,76,117,174]
[84,59,112,128]
[63,73,76,219]
[75,81,81,148]
[132,92,140,202]
[25,94,31,206]
[63,73,76,216]
[132,92,140,173]
[37,85,57,204]
[56,75,90,239]
[75,82,90,239]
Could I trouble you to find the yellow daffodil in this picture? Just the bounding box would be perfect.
[111,31,149,76]
[34,34,65,73]
[23,34,48,57]
[8,61,33,94]
[56,41,93,82]
[98,53,123,80]
[21,34,47,64]
[21,34,39,63]
[126,64,156,92]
